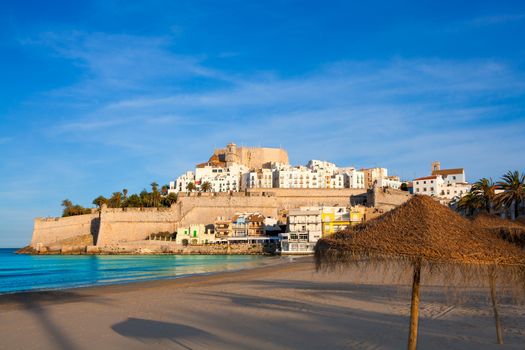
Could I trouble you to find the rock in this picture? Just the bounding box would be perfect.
[86,246,100,254]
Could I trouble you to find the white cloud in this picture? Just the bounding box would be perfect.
[20,31,525,180]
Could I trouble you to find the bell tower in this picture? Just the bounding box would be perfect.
[431,161,441,173]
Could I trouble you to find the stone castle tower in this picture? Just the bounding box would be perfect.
[225,143,240,166]
[212,142,289,169]
[431,161,441,172]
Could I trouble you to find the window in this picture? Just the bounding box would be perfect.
[423,181,426,184]
[453,176,456,180]
[430,187,434,191]
[423,187,427,191]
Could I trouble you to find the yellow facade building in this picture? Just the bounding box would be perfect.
[321,207,365,237]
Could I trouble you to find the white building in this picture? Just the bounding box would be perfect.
[170,171,195,193]
[171,162,248,193]
[376,176,402,190]
[280,207,322,254]
[413,175,443,196]
[242,168,273,190]
[413,162,471,203]
[170,154,387,193]
[340,168,365,189]
[274,165,321,189]
[176,224,217,245]
[361,167,388,189]
[431,161,466,184]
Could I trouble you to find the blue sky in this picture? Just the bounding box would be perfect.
[1,0,524,247]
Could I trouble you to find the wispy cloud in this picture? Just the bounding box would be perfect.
[20,31,525,180]
[0,137,12,144]
[468,13,525,27]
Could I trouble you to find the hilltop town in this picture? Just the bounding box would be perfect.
[25,143,478,255]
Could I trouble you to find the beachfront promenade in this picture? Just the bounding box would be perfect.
[1,258,523,349]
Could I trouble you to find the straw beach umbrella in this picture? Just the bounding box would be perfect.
[473,213,525,248]
[315,195,525,349]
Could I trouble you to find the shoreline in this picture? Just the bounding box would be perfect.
[1,256,524,349]
[0,255,301,301]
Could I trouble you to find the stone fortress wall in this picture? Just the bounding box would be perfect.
[29,188,410,249]
[30,213,100,247]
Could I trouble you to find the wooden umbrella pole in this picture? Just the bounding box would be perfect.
[408,259,422,350]
[489,267,504,345]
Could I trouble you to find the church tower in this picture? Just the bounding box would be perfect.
[431,161,441,173]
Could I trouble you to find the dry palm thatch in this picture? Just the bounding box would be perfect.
[315,195,525,349]
[473,213,525,248]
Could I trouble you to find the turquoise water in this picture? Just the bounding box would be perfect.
[0,248,270,294]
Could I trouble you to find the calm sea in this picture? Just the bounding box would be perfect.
[0,248,272,294]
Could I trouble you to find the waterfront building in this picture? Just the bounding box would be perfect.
[231,213,265,237]
[214,217,232,238]
[262,217,283,236]
[280,207,322,254]
[176,224,217,245]
[320,206,365,237]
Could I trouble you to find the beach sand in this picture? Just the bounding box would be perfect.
[0,257,523,349]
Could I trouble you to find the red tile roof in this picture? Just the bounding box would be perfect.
[432,168,464,176]
[414,175,438,181]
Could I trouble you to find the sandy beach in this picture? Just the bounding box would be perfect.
[0,257,523,350]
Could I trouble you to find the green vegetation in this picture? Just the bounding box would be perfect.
[61,181,179,216]
[61,199,92,217]
[186,182,196,192]
[200,181,212,192]
[454,171,525,220]
[99,182,178,209]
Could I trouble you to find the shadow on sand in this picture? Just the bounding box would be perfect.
[0,290,110,350]
[111,317,220,349]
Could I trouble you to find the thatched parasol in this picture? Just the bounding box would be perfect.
[315,195,525,349]
[473,213,525,248]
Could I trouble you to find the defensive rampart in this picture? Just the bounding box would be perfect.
[31,213,99,247]
[29,188,409,250]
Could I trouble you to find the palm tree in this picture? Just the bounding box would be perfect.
[496,170,525,220]
[456,192,482,216]
[186,182,196,193]
[122,189,128,200]
[163,192,178,207]
[470,178,497,213]
[150,182,161,207]
[92,195,108,208]
[61,199,73,208]
[150,182,159,192]
[161,185,169,196]
[140,189,151,207]
[200,181,212,193]
[109,192,122,208]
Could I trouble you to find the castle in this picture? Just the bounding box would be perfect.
[26,143,410,254]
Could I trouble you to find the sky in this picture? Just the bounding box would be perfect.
[1,0,524,247]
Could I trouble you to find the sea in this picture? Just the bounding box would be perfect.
[0,248,272,294]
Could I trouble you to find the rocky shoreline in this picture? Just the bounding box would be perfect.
[16,242,278,256]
